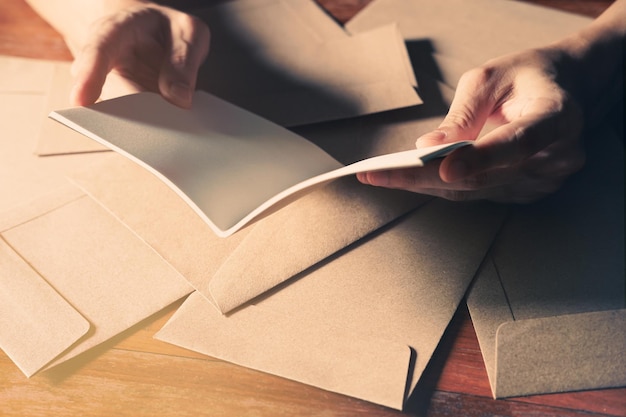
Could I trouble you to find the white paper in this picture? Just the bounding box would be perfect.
[50,91,469,237]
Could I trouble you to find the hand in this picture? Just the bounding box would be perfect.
[357,48,586,203]
[69,2,210,108]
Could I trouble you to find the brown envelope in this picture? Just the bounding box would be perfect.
[0,225,89,377]
[0,89,106,213]
[156,292,413,410]
[346,0,591,84]
[194,0,420,126]
[466,121,626,398]
[196,0,348,55]
[156,197,507,409]
[0,185,193,376]
[0,55,54,93]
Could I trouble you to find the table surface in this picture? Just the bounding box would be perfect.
[1,1,624,416]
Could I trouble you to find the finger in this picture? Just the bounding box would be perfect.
[356,161,445,191]
[158,12,211,108]
[69,12,132,106]
[416,67,499,148]
[70,43,114,106]
[439,106,573,182]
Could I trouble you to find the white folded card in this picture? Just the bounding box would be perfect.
[50,91,469,237]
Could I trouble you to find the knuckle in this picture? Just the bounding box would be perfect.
[444,108,477,132]
[460,65,496,87]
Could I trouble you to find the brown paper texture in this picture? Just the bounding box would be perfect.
[156,198,506,409]
[196,0,421,126]
[0,230,89,377]
[196,0,348,54]
[157,292,412,410]
[0,185,193,376]
[0,91,106,213]
[467,121,625,398]
[346,0,591,86]
[0,55,54,93]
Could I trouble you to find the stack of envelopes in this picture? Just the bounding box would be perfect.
[0,0,624,411]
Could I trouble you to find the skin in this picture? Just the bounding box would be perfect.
[25,0,211,108]
[357,0,626,203]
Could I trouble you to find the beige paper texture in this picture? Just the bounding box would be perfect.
[346,0,591,86]
[157,292,412,410]
[0,92,106,213]
[467,121,625,398]
[196,0,348,55]
[0,185,193,376]
[157,198,506,409]
[0,55,111,214]
[198,1,421,126]
[0,55,54,93]
[0,230,89,377]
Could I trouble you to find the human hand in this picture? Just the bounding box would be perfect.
[357,48,586,203]
[69,1,210,108]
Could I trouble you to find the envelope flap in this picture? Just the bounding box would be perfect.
[198,23,421,126]
[0,240,89,377]
[156,291,411,410]
[494,309,626,399]
[1,182,193,374]
[207,178,428,313]
[465,256,514,395]
[0,188,90,377]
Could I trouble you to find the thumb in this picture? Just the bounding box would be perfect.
[416,68,496,148]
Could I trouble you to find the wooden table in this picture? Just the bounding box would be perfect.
[0,1,624,416]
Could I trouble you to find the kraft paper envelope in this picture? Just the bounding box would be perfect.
[196,0,348,55]
[51,91,466,238]
[0,55,54,93]
[0,89,106,213]
[35,62,109,156]
[197,18,420,125]
[0,185,193,377]
[0,231,89,377]
[346,0,591,85]
[195,0,420,126]
[466,122,625,398]
[156,198,507,409]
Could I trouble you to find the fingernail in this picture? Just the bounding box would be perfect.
[416,130,446,147]
[448,159,468,181]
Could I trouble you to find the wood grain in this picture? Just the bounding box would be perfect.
[0,1,624,416]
